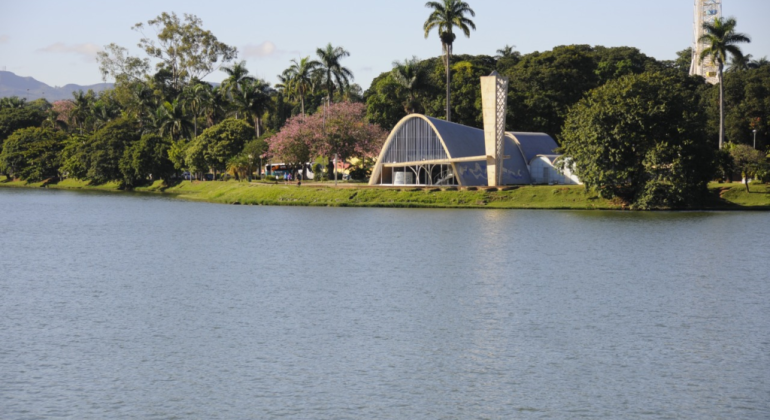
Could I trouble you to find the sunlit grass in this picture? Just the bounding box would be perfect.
[2,176,768,210]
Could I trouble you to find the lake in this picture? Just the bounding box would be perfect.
[1,188,768,419]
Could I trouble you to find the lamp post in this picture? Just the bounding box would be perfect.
[753,129,757,149]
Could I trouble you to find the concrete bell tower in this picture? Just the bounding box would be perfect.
[480,71,509,186]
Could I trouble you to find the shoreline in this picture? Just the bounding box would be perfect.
[1,177,768,211]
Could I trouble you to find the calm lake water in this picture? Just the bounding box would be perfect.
[1,188,769,419]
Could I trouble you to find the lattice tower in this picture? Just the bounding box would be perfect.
[480,71,509,187]
[689,0,722,84]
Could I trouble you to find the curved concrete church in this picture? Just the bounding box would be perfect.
[369,72,580,187]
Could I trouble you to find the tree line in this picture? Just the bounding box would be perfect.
[0,12,382,186]
[1,5,768,208]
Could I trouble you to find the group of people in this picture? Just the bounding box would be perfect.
[283,172,302,186]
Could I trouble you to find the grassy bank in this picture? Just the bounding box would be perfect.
[1,176,768,210]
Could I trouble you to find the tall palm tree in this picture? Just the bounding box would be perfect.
[221,60,255,96]
[182,82,212,139]
[391,57,427,114]
[281,57,320,117]
[221,60,255,118]
[315,43,354,102]
[699,17,751,149]
[424,0,476,122]
[234,79,273,138]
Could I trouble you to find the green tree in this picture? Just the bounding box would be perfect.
[715,66,770,148]
[665,47,694,75]
[560,72,715,209]
[0,97,27,109]
[197,118,255,176]
[152,99,192,141]
[120,133,175,186]
[698,17,751,149]
[184,138,209,180]
[132,12,238,90]
[243,136,269,180]
[423,0,476,122]
[182,82,213,139]
[85,118,141,184]
[69,90,97,134]
[97,43,151,83]
[0,127,67,181]
[59,134,90,180]
[505,45,598,137]
[364,73,406,129]
[234,79,272,137]
[315,43,354,102]
[221,60,255,118]
[495,44,521,73]
[0,106,46,148]
[221,60,255,95]
[281,57,320,117]
[728,143,768,191]
[391,57,428,114]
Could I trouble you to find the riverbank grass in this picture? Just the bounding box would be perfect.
[1,176,768,210]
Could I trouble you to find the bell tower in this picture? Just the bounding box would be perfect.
[480,71,509,186]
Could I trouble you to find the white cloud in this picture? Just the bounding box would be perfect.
[0,35,9,44]
[37,43,102,62]
[242,41,286,59]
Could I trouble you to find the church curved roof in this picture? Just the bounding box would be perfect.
[506,132,559,162]
[424,116,485,159]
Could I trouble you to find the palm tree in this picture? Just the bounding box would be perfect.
[221,61,255,96]
[750,56,769,69]
[728,53,753,72]
[154,99,192,141]
[315,43,354,102]
[89,99,120,131]
[227,153,250,181]
[203,86,229,128]
[221,60,255,118]
[281,57,320,117]
[126,82,158,121]
[391,57,427,114]
[424,0,476,122]
[699,17,751,149]
[182,82,212,139]
[234,79,273,138]
[70,90,95,134]
[495,44,517,59]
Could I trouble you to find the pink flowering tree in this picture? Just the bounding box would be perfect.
[265,113,321,169]
[266,102,388,179]
[313,102,387,164]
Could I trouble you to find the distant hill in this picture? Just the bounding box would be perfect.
[0,71,113,102]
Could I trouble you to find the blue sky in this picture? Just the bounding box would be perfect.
[1,0,768,89]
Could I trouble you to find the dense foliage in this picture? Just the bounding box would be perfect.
[560,72,716,208]
[0,127,67,182]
